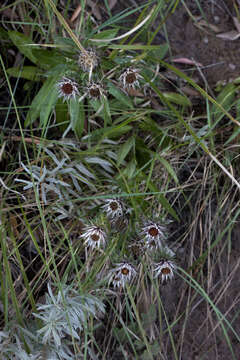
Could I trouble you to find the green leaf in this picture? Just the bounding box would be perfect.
[122,159,136,179]
[108,82,134,109]
[32,48,67,68]
[70,99,85,139]
[140,341,161,360]
[117,137,135,166]
[102,96,112,126]
[148,43,169,61]
[141,304,157,327]
[7,66,42,81]
[147,181,179,221]
[211,83,236,123]
[162,92,191,106]
[25,75,59,127]
[109,44,165,50]
[155,154,179,184]
[89,124,132,142]
[8,31,37,64]
[90,27,119,43]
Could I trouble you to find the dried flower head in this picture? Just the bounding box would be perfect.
[56,77,80,102]
[108,262,137,289]
[120,68,141,90]
[128,240,145,257]
[102,199,124,219]
[86,82,105,99]
[80,225,107,249]
[78,50,98,74]
[154,259,176,282]
[140,221,165,249]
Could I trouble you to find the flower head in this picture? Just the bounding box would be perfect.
[86,82,105,99]
[78,50,98,75]
[140,221,166,249]
[80,225,107,249]
[154,259,176,282]
[120,68,141,90]
[56,77,80,102]
[108,262,137,289]
[102,199,124,219]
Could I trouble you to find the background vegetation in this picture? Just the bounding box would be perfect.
[0,0,240,359]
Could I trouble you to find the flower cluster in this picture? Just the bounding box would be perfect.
[79,197,176,289]
[56,43,143,106]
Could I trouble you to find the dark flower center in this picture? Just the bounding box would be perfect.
[148,227,159,237]
[110,201,119,211]
[89,87,100,98]
[62,83,73,95]
[91,233,100,241]
[126,72,136,84]
[161,267,171,275]
[121,267,129,275]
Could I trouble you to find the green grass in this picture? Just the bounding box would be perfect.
[0,0,240,358]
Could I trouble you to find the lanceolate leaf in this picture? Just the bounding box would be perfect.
[8,31,38,64]
[25,75,59,127]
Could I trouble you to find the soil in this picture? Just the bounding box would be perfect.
[164,0,240,86]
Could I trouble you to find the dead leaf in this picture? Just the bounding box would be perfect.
[108,0,118,10]
[181,86,200,97]
[172,58,203,67]
[216,30,240,41]
[70,4,82,23]
[196,19,220,33]
[87,0,102,20]
[233,16,240,33]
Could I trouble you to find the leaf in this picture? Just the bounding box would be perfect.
[122,159,136,179]
[32,48,67,68]
[25,75,59,127]
[117,137,135,166]
[102,96,112,126]
[90,28,119,40]
[156,155,179,184]
[211,83,236,123]
[70,99,85,139]
[7,66,42,81]
[162,92,192,106]
[89,28,119,46]
[109,44,165,50]
[147,181,179,221]
[8,31,37,64]
[140,341,161,360]
[216,30,240,41]
[108,82,134,109]
[141,304,157,327]
[39,85,58,128]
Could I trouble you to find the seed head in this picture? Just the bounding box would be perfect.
[78,50,98,74]
[56,77,80,102]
